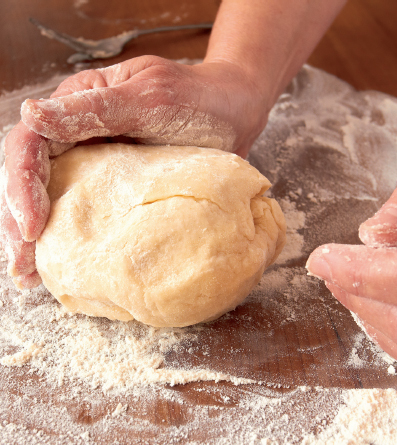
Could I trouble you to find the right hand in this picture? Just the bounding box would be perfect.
[307,189,397,360]
[1,56,271,289]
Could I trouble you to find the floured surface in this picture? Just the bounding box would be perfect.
[1,64,397,443]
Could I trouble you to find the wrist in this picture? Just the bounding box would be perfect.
[203,0,278,110]
[205,0,347,111]
[191,60,270,157]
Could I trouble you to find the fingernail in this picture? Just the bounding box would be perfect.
[17,221,27,241]
[13,277,25,290]
[20,226,34,243]
[364,206,397,228]
[359,204,397,247]
[306,253,332,282]
[6,252,17,277]
[22,98,61,122]
[21,99,42,118]
[10,207,28,241]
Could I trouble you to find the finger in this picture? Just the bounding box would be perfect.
[325,282,397,346]
[20,57,166,141]
[0,190,37,277]
[48,56,159,98]
[19,62,140,155]
[20,57,201,145]
[4,122,51,241]
[306,243,397,305]
[13,270,42,290]
[21,77,174,143]
[20,67,111,142]
[359,188,397,247]
[22,58,237,151]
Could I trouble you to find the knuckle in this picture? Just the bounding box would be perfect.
[135,55,173,69]
[54,69,107,96]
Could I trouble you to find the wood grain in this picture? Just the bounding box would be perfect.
[1,0,396,95]
[308,0,397,95]
[0,0,397,443]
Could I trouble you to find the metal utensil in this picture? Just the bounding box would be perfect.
[30,18,213,64]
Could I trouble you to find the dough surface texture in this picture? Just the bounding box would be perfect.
[36,144,286,327]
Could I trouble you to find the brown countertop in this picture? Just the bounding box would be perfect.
[1,0,396,95]
[1,1,397,443]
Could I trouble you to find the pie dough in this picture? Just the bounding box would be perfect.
[35,144,286,327]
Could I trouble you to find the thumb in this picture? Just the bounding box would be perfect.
[359,188,397,247]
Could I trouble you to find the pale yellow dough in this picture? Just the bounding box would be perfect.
[36,144,286,327]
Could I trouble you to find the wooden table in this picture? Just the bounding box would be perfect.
[1,0,397,96]
[1,1,397,443]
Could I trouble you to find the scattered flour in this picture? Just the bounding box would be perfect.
[0,279,255,392]
[388,365,396,375]
[1,64,397,443]
[303,388,397,445]
[275,198,305,264]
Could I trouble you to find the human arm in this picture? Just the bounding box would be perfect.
[2,0,347,288]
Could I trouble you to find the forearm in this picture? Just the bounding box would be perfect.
[204,0,347,110]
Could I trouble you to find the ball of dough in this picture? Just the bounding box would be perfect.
[36,144,286,327]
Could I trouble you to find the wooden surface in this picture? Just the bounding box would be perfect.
[1,0,397,443]
[308,0,397,96]
[1,0,397,95]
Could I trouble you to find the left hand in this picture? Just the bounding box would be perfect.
[1,57,270,289]
[306,188,397,360]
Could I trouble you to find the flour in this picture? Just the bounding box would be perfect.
[303,388,397,444]
[0,274,256,392]
[0,342,43,367]
[275,198,305,264]
[1,64,397,443]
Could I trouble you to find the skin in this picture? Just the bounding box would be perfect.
[306,190,397,359]
[6,0,396,361]
[2,0,347,286]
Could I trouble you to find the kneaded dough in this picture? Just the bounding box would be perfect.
[36,144,286,327]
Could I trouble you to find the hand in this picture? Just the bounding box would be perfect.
[1,56,270,289]
[306,188,397,360]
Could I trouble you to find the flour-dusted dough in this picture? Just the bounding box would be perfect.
[35,144,286,327]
